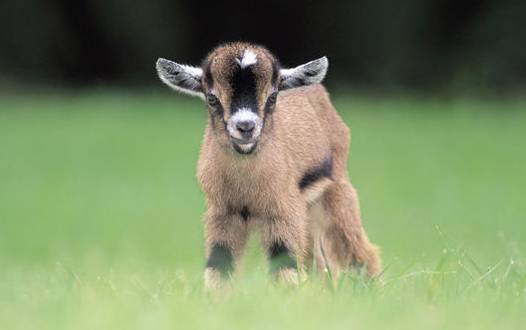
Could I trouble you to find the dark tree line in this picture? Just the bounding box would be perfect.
[0,0,524,92]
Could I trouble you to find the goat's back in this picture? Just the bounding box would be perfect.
[272,84,350,179]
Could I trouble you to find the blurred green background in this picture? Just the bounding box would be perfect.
[0,1,525,329]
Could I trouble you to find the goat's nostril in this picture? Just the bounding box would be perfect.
[236,120,255,134]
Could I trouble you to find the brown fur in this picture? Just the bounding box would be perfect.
[158,42,380,288]
[199,84,380,284]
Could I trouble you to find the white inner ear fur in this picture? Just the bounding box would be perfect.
[236,49,258,69]
[156,58,204,99]
[279,56,329,89]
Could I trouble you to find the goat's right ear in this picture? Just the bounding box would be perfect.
[156,58,204,99]
[279,56,328,90]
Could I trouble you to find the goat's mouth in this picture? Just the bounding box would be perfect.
[231,138,258,155]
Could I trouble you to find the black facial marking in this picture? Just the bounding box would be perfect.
[231,64,258,113]
[206,244,234,277]
[299,155,333,190]
[205,65,214,88]
[268,241,297,273]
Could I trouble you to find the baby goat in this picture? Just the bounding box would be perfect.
[156,42,380,288]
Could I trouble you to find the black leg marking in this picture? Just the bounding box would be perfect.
[268,241,297,273]
[298,155,333,190]
[206,244,234,277]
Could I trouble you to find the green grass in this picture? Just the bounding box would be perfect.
[1,91,525,329]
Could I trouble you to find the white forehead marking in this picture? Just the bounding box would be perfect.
[236,49,257,69]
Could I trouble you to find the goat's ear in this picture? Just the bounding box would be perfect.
[156,58,204,99]
[279,56,328,90]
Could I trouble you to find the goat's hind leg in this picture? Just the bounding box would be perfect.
[322,180,381,277]
[307,201,330,275]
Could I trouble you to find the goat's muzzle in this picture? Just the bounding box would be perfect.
[227,108,262,155]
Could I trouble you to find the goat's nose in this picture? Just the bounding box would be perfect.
[236,120,255,135]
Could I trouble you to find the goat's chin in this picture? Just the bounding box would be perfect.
[232,141,258,155]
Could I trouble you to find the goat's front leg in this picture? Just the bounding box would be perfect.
[261,207,308,285]
[204,207,249,290]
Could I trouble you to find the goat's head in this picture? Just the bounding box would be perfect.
[156,42,328,155]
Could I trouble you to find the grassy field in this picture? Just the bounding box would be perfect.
[0,91,525,329]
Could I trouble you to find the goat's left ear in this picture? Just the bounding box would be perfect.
[279,56,328,90]
[156,58,204,99]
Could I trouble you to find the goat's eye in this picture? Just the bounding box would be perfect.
[206,93,219,106]
[267,92,278,105]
